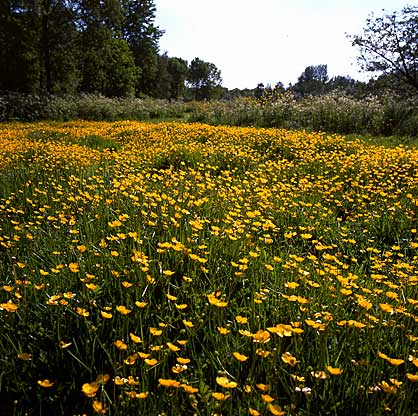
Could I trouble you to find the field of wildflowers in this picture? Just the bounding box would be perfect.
[1,121,418,415]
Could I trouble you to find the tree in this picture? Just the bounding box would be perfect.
[350,5,418,94]
[154,54,189,100]
[122,0,163,96]
[77,0,138,97]
[326,75,366,96]
[167,57,188,99]
[186,57,222,100]
[0,0,79,94]
[292,64,328,96]
[0,1,40,93]
[154,53,172,99]
[254,83,265,99]
[0,0,161,97]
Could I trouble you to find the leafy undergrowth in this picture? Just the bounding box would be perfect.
[1,121,418,415]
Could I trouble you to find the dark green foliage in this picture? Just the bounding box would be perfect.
[292,64,329,97]
[187,57,223,100]
[122,0,163,96]
[0,0,163,98]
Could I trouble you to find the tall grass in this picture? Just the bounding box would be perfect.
[1,121,418,414]
[1,91,418,138]
[0,92,191,122]
[188,92,418,137]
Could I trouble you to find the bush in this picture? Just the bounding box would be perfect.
[187,92,418,137]
[1,91,417,138]
[0,92,189,122]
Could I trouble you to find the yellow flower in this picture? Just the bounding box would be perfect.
[181,384,198,393]
[235,315,248,324]
[379,303,395,313]
[150,327,162,336]
[114,376,125,385]
[256,383,271,391]
[158,378,181,388]
[76,307,89,317]
[267,324,293,337]
[124,354,138,365]
[407,373,418,382]
[0,301,19,312]
[92,400,106,414]
[212,392,230,400]
[125,391,149,399]
[379,380,398,394]
[281,352,298,366]
[114,340,128,350]
[59,341,72,349]
[233,351,249,362]
[37,379,54,388]
[86,283,97,291]
[100,311,112,319]
[68,262,80,273]
[207,292,228,307]
[249,408,261,416]
[108,220,122,228]
[268,404,285,415]
[144,358,158,366]
[172,364,187,373]
[216,376,237,388]
[135,301,148,308]
[129,332,142,343]
[167,342,180,352]
[138,352,151,359]
[243,384,252,393]
[256,348,271,357]
[326,366,343,376]
[387,357,404,366]
[311,370,328,379]
[252,330,270,343]
[261,394,275,403]
[81,382,99,397]
[116,305,131,315]
[17,353,32,361]
[378,351,404,366]
[217,326,230,335]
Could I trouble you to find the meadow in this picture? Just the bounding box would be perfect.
[1,120,418,415]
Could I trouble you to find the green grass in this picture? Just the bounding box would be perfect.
[1,120,418,415]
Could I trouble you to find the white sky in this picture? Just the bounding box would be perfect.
[154,0,413,90]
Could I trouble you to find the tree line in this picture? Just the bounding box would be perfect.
[0,2,417,101]
[0,0,222,100]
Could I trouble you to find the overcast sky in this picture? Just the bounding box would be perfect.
[154,0,412,90]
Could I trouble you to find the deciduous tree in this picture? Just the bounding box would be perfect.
[350,5,418,94]
[186,57,222,100]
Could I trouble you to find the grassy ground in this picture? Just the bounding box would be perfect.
[1,121,418,415]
